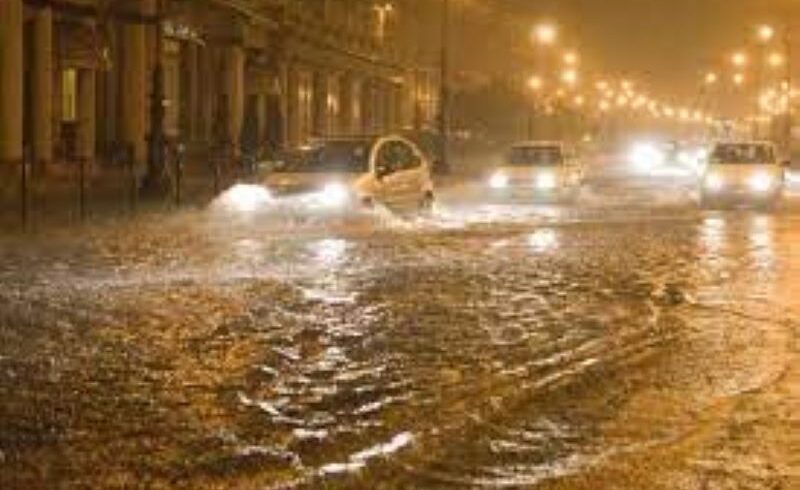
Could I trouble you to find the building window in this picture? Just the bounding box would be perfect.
[61,69,78,122]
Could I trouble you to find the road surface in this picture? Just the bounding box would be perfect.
[1,156,798,489]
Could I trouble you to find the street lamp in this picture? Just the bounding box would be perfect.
[757,24,775,43]
[561,68,579,87]
[621,79,633,92]
[768,51,785,68]
[705,72,718,85]
[733,72,746,86]
[731,51,748,67]
[439,0,451,173]
[533,22,558,46]
[141,0,169,197]
[563,51,579,66]
[528,75,544,92]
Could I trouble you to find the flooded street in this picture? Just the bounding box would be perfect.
[1,160,799,489]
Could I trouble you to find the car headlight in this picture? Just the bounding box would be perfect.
[678,151,693,165]
[536,172,557,190]
[704,173,725,191]
[748,173,775,193]
[489,172,509,189]
[319,182,350,206]
[219,183,273,212]
[629,143,665,171]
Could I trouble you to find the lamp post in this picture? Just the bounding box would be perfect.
[782,28,793,153]
[527,75,544,139]
[141,0,170,196]
[438,0,451,174]
[529,22,558,140]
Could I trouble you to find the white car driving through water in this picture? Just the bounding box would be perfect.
[700,141,788,209]
[487,141,584,201]
[265,136,435,211]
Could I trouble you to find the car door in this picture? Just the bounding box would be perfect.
[372,138,426,208]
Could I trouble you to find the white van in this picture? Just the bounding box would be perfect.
[265,136,435,211]
[487,141,584,200]
[701,141,788,208]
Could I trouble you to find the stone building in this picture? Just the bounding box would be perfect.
[0,0,440,168]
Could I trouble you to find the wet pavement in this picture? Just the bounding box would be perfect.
[1,158,799,489]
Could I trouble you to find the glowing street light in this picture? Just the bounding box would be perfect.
[563,51,579,66]
[733,72,746,86]
[757,24,775,43]
[705,72,718,85]
[528,75,544,92]
[533,22,558,46]
[561,68,579,86]
[621,79,633,92]
[768,51,785,68]
[731,51,748,67]
[573,94,586,106]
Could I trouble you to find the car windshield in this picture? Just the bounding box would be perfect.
[281,141,372,173]
[710,144,775,164]
[508,146,563,166]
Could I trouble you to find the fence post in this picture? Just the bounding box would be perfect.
[174,143,184,206]
[78,156,86,222]
[126,144,137,214]
[213,152,221,195]
[20,148,30,230]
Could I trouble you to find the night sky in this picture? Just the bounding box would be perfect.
[456,0,797,101]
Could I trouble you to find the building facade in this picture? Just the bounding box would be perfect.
[0,0,441,169]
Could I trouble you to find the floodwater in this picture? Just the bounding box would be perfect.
[1,159,799,489]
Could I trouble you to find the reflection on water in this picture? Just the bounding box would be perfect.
[748,215,775,270]
[309,238,349,267]
[528,228,559,253]
[1,181,798,490]
[700,215,726,255]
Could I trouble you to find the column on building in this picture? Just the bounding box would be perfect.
[197,44,216,146]
[225,44,245,153]
[77,69,96,160]
[285,63,301,147]
[373,79,386,134]
[119,0,154,165]
[180,42,200,143]
[97,24,119,159]
[384,80,398,132]
[31,6,54,167]
[0,0,24,163]
[351,77,363,135]
[361,78,374,135]
[399,73,416,130]
[339,72,354,136]
[326,74,341,136]
[312,69,329,137]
